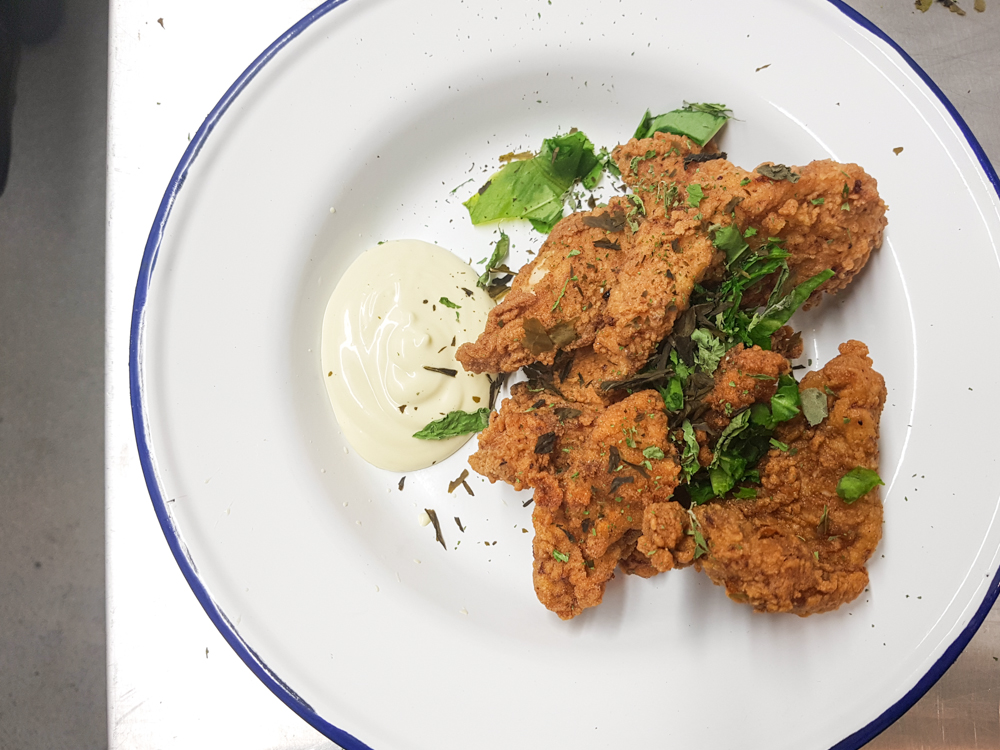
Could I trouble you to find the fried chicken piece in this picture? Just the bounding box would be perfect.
[735,160,887,306]
[638,340,885,615]
[469,386,680,619]
[456,201,629,374]
[593,209,719,372]
[615,134,886,307]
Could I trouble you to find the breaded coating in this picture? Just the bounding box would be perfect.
[456,202,630,374]
[470,386,680,619]
[594,211,719,372]
[616,135,886,307]
[702,345,792,435]
[638,341,885,615]
[735,160,887,306]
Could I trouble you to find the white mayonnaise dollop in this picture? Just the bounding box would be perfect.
[321,240,494,471]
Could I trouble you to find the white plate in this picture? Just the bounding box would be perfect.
[130,1,1000,748]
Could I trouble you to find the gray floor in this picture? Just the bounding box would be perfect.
[0,0,108,748]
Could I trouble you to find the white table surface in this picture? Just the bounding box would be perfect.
[105,2,1000,748]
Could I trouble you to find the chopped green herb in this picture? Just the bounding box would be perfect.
[642,446,665,461]
[687,508,710,559]
[740,177,751,186]
[439,297,460,309]
[769,438,790,451]
[413,408,490,440]
[837,467,884,502]
[810,197,825,205]
[552,550,570,563]
[691,328,726,373]
[686,183,705,208]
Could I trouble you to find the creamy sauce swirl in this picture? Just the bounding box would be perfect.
[321,240,493,471]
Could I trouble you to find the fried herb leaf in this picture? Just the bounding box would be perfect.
[425,509,446,550]
[609,476,634,494]
[548,321,579,348]
[836,467,884,503]
[800,388,829,426]
[534,432,557,454]
[582,208,626,233]
[423,366,458,377]
[413,408,490,440]
[554,407,582,422]
[633,103,733,147]
[522,318,555,356]
[448,469,470,494]
[684,151,728,168]
[464,130,603,232]
[756,164,801,183]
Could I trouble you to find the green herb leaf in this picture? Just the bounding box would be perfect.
[679,420,701,482]
[836,467,884,503]
[552,550,570,563]
[522,318,555,356]
[477,232,510,289]
[691,328,726,373]
[686,507,710,558]
[747,268,835,349]
[633,103,733,147]
[413,408,490,440]
[642,446,665,461]
[659,375,684,412]
[464,131,602,231]
[770,374,801,423]
[732,487,757,499]
[769,438,790,451]
[810,197,825,205]
[686,183,705,208]
[800,388,829,426]
[711,223,750,267]
[439,297,460,309]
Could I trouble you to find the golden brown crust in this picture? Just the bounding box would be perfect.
[637,341,886,615]
[470,387,680,619]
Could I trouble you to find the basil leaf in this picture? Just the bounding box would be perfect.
[836,467,884,502]
[686,183,705,208]
[633,103,732,147]
[800,388,829,426]
[477,232,510,289]
[679,420,701,482]
[659,375,684,411]
[770,374,801,423]
[464,130,602,231]
[711,223,750,267]
[413,408,490,440]
[748,269,835,349]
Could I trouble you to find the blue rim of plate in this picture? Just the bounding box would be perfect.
[128,2,1000,748]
